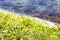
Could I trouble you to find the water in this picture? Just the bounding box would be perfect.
[0,0,59,14]
[0,0,60,23]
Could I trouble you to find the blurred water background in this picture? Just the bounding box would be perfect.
[0,0,60,23]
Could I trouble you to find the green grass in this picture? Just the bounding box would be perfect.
[0,10,60,40]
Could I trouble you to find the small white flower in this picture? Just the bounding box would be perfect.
[4,30,8,32]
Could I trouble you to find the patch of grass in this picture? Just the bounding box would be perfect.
[0,10,60,40]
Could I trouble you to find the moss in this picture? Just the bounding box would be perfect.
[0,9,60,40]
